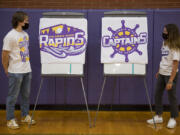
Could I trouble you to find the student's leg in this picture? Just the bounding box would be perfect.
[6,73,23,120]
[165,74,179,118]
[19,72,32,117]
[155,74,166,116]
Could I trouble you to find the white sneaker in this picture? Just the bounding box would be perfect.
[7,119,19,129]
[21,115,36,125]
[147,115,163,124]
[167,118,176,129]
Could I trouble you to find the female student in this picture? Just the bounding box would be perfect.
[147,24,180,129]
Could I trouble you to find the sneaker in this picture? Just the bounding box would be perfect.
[167,118,176,129]
[7,119,19,129]
[147,115,163,124]
[21,115,36,125]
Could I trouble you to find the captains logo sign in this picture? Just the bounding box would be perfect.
[102,20,148,62]
[40,24,87,58]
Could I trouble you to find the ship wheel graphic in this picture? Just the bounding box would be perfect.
[108,20,142,62]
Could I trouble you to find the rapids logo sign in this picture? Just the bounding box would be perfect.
[40,24,86,58]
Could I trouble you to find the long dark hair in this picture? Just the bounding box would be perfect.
[11,11,28,28]
[164,24,180,50]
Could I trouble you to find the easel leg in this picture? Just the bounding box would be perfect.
[80,77,92,128]
[143,78,156,129]
[93,76,107,127]
[29,78,44,128]
[111,77,117,110]
[64,77,67,104]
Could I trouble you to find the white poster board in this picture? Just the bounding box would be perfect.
[101,17,148,75]
[39,18,87,75]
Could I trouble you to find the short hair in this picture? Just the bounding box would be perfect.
[11,11,28,28]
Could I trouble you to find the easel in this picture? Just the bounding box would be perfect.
[93,11,156,129]
[29,12,91,128]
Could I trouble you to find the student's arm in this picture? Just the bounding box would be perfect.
[156,70,159,79]
[2,50,10,75]
[166,60,179,90]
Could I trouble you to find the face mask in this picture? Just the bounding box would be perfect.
[22,23,29,30]
[162,33,168,40]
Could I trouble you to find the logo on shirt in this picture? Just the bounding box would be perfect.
[39,24,87,58]
[18,36,29,62]
[102,20,148,62]
[161,47,169,56]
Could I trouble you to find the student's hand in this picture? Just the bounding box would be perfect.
[155,72,159,79]
[166,82,173,90]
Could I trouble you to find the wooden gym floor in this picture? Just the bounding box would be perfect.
[0,110,179,135]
